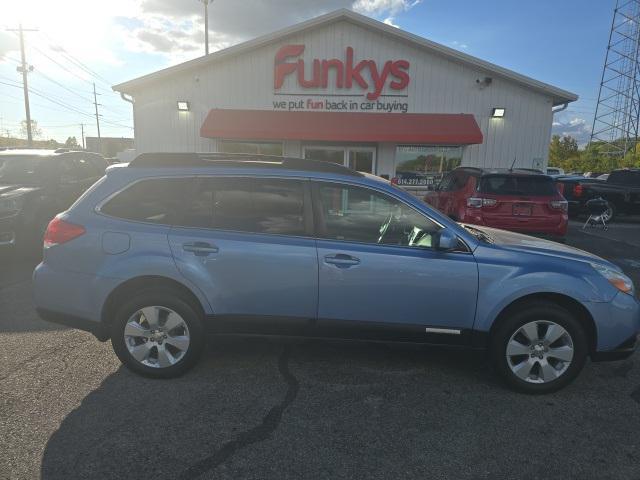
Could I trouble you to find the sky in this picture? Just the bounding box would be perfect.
[0,0,615,146]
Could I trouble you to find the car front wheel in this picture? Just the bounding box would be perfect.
[491,301,588,394]
[110,289,205,378]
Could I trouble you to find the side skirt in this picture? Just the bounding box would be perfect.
[205,315,488,348]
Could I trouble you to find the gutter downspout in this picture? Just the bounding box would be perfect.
[552,102,568,114]
[119,92,136,153]
[120,92,134,104]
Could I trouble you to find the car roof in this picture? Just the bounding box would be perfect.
[611,168,640,173]
[128,152,363,178]
[0,148,88,158]
[453,166,547,177]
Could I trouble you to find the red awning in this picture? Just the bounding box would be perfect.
[200,109,483,145]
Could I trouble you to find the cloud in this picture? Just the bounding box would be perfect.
[117,0,421,59]
[383,17,400,28]
[0,31,20,61]
[551,115,592,147]
[352,0,420,15]
[451,40,469,50]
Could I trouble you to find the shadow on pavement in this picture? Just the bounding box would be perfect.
[40,336,490,480]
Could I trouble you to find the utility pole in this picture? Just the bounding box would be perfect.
[198,0,213,55]
[6,24,38,147]
[80,123,85,150]
[92,83,102,154]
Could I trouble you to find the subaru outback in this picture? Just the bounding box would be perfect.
[33,153,639,393]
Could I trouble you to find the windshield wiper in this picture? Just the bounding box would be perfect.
[461,224,494,243]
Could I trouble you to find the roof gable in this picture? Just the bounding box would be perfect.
[113,8,577,105]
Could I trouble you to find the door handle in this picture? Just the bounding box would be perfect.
[324,253,360,268]
[182,241,219,256]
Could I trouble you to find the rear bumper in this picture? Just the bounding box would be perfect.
[33,262,120,329]
[36,307,109,341]
[460,210,567,238]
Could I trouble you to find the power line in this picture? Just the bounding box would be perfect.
[39,31,113,87]
[34,70,93,103]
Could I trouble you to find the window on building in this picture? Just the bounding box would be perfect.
[218,140,283,156]
[181,177,306,236]
[315,182,441,248]
[395,146,462,186]
[100,178,190,224]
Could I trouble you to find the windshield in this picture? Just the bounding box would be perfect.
[0,156,50,185]
[479,175,557,196]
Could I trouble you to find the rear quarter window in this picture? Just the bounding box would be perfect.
[479,175,557,196]
[100,178,191,224]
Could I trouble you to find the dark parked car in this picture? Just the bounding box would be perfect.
[554,175,604,218]
[0,149,108,251]
[558,169,640,222]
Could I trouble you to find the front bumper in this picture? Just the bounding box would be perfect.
[590,291,640,361]
[592,333,638,362]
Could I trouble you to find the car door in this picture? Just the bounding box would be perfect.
[56,155,85,210]
[312,181,478,342]
[627,171,640,214]
[168,176,318,333]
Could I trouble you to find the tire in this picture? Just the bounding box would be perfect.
[110,288,205,378]
[490,301,588,394]
[602,201,616,223]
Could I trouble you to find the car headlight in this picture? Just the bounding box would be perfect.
[591,263,635,296]
[0,194,25,215]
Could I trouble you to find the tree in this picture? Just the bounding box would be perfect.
[20,120,42,139]
[548,135,563,167]
[64,136,80,148]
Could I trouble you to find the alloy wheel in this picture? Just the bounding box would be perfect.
[123,306,191,368]
[505,320,574,384]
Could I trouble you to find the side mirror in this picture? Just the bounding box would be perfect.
[434,228,457,251]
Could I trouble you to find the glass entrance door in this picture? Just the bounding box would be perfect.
[304,146,376,174]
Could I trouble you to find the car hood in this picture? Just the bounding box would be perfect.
[465,224,611,266]
[0,184,41,196]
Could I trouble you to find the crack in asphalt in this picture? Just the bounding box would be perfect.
[0,338,91,383]
[179,345,300,479]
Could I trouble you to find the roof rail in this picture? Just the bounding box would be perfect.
[129,152,362,176]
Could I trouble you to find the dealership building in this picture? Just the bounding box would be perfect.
[113,9,577,189]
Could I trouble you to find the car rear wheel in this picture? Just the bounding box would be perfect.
[110,289,205,378]
[601,201,616,223]
[491,301,588,394]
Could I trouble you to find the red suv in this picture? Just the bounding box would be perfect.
[424,167,568,241]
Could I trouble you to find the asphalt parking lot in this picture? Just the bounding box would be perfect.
[1,222,639,480]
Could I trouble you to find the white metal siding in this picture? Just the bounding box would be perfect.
[129,20,554,169]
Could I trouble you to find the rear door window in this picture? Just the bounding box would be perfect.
[100,178,191,224]
[180,177,308,236]
[479,175,557,196]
